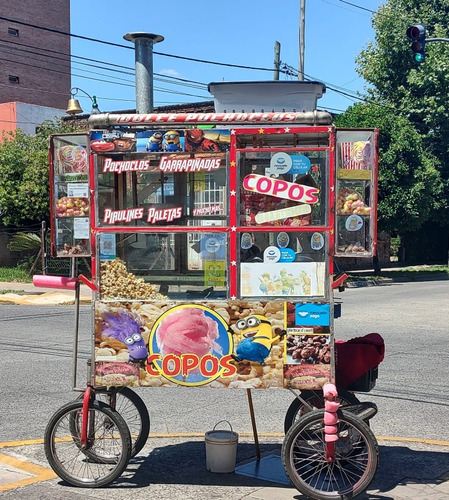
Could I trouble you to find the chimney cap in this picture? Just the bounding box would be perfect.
[123,32,164,44]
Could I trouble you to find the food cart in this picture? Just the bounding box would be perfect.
[41,110,381,499]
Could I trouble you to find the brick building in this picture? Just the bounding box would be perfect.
[0,0,70,110]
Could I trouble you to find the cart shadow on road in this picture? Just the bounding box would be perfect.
[50,440,448,499]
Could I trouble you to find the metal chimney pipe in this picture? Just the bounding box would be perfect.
[123,32,164,113]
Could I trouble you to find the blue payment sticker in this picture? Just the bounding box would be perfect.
[295,303,330,326]
[290,155,311,175]
[279,248,296,262]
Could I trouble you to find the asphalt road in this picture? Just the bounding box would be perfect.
[0,279,448,444]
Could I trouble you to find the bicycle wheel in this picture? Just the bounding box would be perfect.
[282,409,378,500]
[79,387,150,458]
[284,388,360,433]
[45,400,131,488]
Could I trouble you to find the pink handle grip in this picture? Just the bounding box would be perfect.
[325,400,340,413]
[323,383,338,398]
[33,275,78,290]
[324,412,339,425]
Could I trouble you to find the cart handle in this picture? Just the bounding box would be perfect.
[78,274,98,291]
[33,274,98,292]
[331,273,348,290]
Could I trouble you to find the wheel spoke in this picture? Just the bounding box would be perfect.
[45,400,131,487]
[282,409,378,499]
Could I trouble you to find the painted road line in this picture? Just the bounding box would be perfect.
[0,453,56,492]
[2,434,449,447]
[2,433,449,492]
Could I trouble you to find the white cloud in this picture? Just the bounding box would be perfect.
[159,68,181,77]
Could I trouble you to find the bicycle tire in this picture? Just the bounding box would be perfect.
[284,388,360,433]
[79,387,150,457]
[45,400,131,488]
[282,409,379,500]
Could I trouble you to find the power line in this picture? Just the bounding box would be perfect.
[0,56,211,100]
[0,15,285,75]
[339,0,377,14]
[0,38,209,90]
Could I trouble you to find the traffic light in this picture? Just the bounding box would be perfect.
[406,24,426,63]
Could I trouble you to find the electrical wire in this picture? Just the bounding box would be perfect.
[0,56,211,99]
[339,0,377,14]
[0,11,381,109]
[0,15,287,75]
[0,39,209,91]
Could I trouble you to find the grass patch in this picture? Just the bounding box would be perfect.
[0,267,33,283]
[381,265,449,279]
[0,289,25,294]
[347,265,449,281]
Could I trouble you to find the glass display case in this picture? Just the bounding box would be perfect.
[49,133,91,257]
[334,129,378,257]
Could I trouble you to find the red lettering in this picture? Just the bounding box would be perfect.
[200,355,219,377]
[243,174,256,191]
[288,184,305,201]
[220,355,237,377]
[163,354,181,376]
[182,354,199,377]
[272,180,288,196]
[256,177,272,193]
[146,354,161,376]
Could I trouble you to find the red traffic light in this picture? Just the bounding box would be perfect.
[406,24,426,41]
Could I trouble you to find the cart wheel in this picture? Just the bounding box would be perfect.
[282,409,378,500]
[284,388,360,433]
[86,387,150,457]
[45,400,131,488]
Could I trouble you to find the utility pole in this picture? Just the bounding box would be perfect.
[298,0,305,81]
[274,41,281,80]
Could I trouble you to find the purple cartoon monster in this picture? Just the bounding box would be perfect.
[101,310,149,363]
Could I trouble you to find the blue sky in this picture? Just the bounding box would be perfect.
[70,0,381,114]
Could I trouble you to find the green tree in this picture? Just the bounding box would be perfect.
[337,0,449,263]
[0,120,80,227]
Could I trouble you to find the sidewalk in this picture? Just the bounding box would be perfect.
[1,434,449,498]
[0,280,92,305]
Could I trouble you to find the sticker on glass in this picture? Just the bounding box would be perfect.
[345,215,364,231]
[311,232,324,250]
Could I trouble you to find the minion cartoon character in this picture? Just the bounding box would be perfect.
[231,315,285,365]
[99,310,148,365]
[163,130,182,152]
[146,131,163,152]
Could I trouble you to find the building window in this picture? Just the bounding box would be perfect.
[8,27,19,36]
[9,75,20,84]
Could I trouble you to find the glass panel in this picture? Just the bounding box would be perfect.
[53,134,88,180]
[239,150,328,227]
[335,130,376,257]
[51,134,90,257]
[98,232,228,301]
[96,153,228,227]
[239,231,328,299]
[336,129,375,174]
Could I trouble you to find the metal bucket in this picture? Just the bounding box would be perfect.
[205,420,238,473]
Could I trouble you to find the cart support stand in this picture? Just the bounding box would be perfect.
[246,389,261,459]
